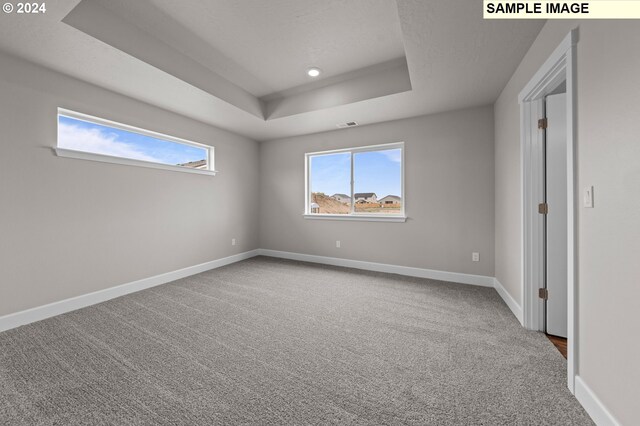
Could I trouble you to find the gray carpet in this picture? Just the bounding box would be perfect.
[0,256,592,425]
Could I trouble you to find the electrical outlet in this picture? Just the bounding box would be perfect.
[472,252,480,262]
[231,238,236,246]
[336,240,341,248]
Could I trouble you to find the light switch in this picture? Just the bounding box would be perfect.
[583,186,594,208]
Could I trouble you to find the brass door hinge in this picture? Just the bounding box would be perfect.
[539,288,549,300]
[538,118,547,129]
[538,202,548,214]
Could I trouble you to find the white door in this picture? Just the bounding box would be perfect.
[545,93,568,338]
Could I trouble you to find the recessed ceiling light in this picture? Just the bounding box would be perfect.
[307,67,321,77]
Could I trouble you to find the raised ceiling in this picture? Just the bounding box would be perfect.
[0,0,544,141]
[61,0,413,121]
[143,0,407,96]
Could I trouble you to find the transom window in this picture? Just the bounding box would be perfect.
[305,142,405,221]
[55,109,215,175]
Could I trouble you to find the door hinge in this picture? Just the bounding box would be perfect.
[539,288,549,300]
[538,118,547,129]
[538,202,548,214]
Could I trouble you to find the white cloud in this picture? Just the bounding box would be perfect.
[58,123,161,163]
[380,149,402,163]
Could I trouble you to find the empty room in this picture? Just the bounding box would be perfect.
[1,1,638,424]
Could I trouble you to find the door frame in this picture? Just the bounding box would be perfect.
[518,29,578,393]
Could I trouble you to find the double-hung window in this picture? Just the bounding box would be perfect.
[305,142,405,222]
[55,108,215,175]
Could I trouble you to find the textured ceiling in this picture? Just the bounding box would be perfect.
[0,1,544,141]
[61,0,412,120]
[143,0,406,96]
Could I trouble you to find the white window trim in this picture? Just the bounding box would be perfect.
[55,108,217,176]
[54,148,217,176]
[304,142,406,222]
[302,214,407,223]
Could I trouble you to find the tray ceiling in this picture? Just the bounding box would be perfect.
[0,0,544,141]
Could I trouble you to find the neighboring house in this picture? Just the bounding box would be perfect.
[178,159,207,169]
[331,193,351,204]
[379,195,401,205]
[353,193,377,203]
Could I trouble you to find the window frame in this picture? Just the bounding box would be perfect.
[304,142,406,222]
[55,108,216,176]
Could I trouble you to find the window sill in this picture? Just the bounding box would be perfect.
[54,148,217,176]
[303,214,407,223]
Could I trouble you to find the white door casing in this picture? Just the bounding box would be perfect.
[519,28,577,393]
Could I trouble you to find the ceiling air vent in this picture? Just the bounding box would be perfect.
[337,121,358,129]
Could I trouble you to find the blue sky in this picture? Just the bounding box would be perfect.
[58,116,207,165]
[310,149,401,198]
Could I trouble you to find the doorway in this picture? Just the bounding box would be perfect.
[519,29,578,393]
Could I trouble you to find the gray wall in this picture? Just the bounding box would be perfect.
[0,52,260,317]
[495,21,640,424]
[259,106,495,277]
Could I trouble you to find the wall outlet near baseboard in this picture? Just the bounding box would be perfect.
[336,240,341,248]
[472,252,480,262]
[232,238,236,246]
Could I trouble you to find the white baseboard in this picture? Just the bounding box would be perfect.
[0,249,260,333]
[575,376,620,426]
[0,249,493,332]
[493,278,523,324]
[3,247,620,426]
[257,249,495,287]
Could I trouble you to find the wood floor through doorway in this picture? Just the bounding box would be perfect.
[546,334,568,359]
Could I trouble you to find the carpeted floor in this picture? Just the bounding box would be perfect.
[0,256,592,425]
